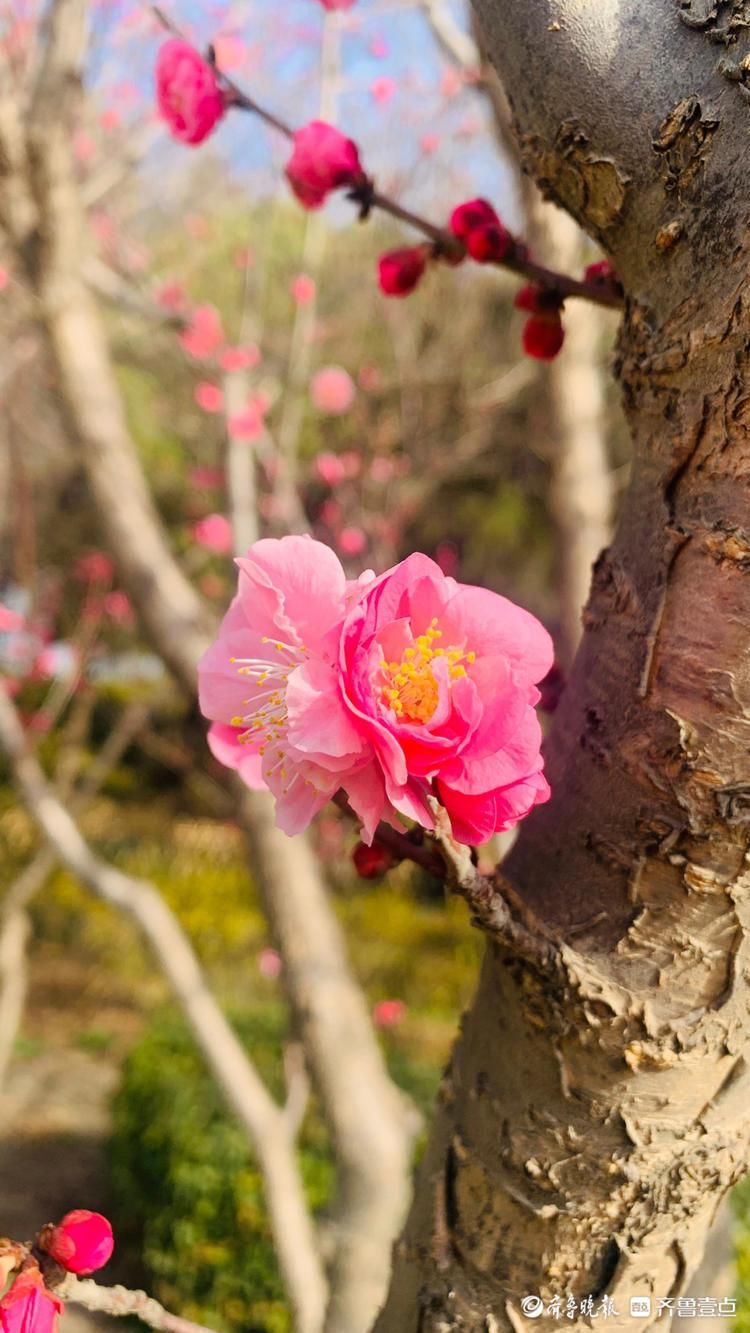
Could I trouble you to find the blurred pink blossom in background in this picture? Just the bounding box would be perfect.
[258,948,283,979]
[193,514,233,554]
[311,366,356,415]
[195,381,225,413]
[315,452,346,486]
[180,305,224,360]
[373,999,406,1029]
[338,526,367,557]
[220,344,261,372]
[290,273,316,305]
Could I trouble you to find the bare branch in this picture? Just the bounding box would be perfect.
[420,0,479,72]
[60,1277,220,1333]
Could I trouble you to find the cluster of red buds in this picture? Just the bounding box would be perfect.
[0,1212,113,1333]
[153,35,623,366]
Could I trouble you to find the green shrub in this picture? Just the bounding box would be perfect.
[111,1007,331,1333]
[110,985,460,1333]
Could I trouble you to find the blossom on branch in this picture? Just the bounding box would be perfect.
[449,198,511,264]
[155,40,225,146]
[285,121,365,209]
[378,246,428,297]
[42,1211,114,1275]
[198,537,552,847]
[514,283,565,361]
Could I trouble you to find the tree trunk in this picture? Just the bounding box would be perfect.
[374,3,750,1328]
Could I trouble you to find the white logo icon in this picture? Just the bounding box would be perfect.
[630,1297,652,1318]
[521,1296,544,1318]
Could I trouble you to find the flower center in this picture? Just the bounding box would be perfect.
[379,619,475,725]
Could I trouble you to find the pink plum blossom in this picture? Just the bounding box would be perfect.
[195,381,224,413]
[189,466,224,490]
[228,404,265,441]
[373,998,406,1029]
[198,538,552,845]
[318,0,356,8]
[285,121,364,210]
[155,40,225,145]
[311,366,356,415]
[315,452,346,486]
[257,947,283,979]
[193,514,233,554]
[104,590,134,625]
[0,603,24,632]
[0,1269,62,1333]
[290,273,316,305]
[221,344,261,372]
[371,76,396,104]
[156,280,185,310]
[338,526,367,557]
[180,305,224,360]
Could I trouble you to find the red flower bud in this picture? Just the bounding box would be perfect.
[522,314,565,361]
[352,839,394,879]
[449,199,511,264]
[0,1271,62,1333]
[285,121,364,210]
[155,40,225,146]
[43,1211,114,1275]
[378,246,427,297]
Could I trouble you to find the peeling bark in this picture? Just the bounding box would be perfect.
[374,3,750,1328]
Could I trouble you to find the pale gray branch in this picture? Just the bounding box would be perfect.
[61,1277,219,1333]
[0,689,327,1333]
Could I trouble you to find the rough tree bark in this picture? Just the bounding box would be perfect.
[375,3,750,1329]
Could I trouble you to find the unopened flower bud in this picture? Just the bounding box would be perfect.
[42,1211,114,1276]
[378,246,427,297]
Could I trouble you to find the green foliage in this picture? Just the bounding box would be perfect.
[111,1007,315,1333]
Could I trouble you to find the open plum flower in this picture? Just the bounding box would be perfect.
[198,537,552,846]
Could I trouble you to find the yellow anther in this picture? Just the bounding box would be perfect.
[450,665,466,679]
[404,648,415,659]
[231,716,244,727]
[466,651,476,664]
